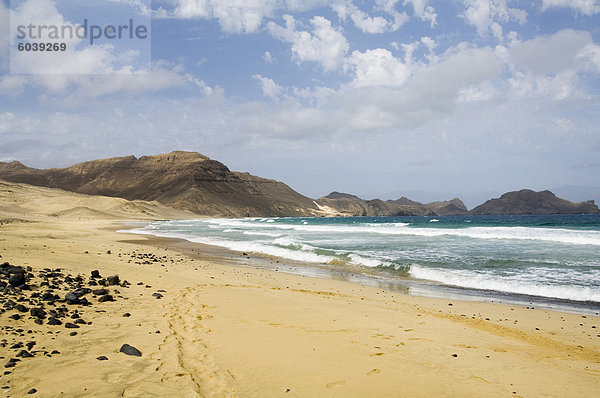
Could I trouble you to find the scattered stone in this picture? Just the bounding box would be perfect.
[27,388,37,394]
[65,323,79,329]
[16,350,34,358]
[123,313,131,317]
[92,289,109,296]
[69,332,77,336]
[9,314,21,321]
[15,304,28,313]
[91,270,101,279]
[8,273,25,287]
[65,293,79,304]
[30,308,46,319]
[107,275,120,285]
[452,354,458,357]
[98,294,114,302]
[47,317,62,326]
[152,293,163,299]
[97,356,108,361]
[119,344,142,357]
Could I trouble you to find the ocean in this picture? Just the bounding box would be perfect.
[125,214,600,313]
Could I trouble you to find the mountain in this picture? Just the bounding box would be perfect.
[424,198,469,216]
[470,189,599,215]
[0,151,320,217]
[316,192,436,216]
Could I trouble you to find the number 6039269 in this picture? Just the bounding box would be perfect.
[17,42,67,51]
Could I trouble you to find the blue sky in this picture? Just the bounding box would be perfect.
[1,0,600,207]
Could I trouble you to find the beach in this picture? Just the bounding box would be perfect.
[1,182,599,397]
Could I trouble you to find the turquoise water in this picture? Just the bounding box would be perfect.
[127,215,600,305]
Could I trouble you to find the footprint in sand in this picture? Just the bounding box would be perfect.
[326,380,346,389]
[367,369,381,376]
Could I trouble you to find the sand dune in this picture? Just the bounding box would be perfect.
[0,180,197,220]
[0,180,598,397]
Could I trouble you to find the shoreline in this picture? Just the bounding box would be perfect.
[0,217,599,396]
[119,223,600,317]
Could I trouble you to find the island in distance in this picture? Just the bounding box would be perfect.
[0,151,597,217]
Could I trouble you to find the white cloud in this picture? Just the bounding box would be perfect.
[347,48,411,87]
[263,51,274,63]
[268,15,349,71]
[510,29,592,75]
[253,74,283,99]
[173,0,210,19]
[506,30,600,101]
[541,0,600,15]
[349,8,392,34]
[403,0,437,27]
[461,0,527,38]
[170,0,279,33]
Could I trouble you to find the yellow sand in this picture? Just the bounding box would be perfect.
[0,181,599,397]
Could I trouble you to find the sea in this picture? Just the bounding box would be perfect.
[125,214,600,314]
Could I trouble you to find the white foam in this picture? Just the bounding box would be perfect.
[197,219,600,246]
[410,264,600,302]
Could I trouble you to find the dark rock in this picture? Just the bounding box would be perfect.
[16,350,34,358]
[74,319,86,324]
[91,270,100,279]
[27,388,37,394]
[107,275,120,285]
[123,313,131,317]
[9,314,20,320]
[98,279,108,286]
[73,288,91,297]
[152,293,163,299]
[97,356,108,361]
[98,294,114,302]
[64,293,79,304]
[8,273,25,287]
[69,332,77,336]
[7,266,25,275]
[92,289,109,296]
[47,317,62,326]
[15,304,28,312]
[64,323,79,329]
[30,308,46,319]
[119,344,142,357]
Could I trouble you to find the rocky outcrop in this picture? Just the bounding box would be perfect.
[316,192,436,217]
[424,198,468,216]
[0,151,319,217]
[470,189,599,215]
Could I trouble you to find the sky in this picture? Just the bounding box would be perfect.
[1,0,599,207]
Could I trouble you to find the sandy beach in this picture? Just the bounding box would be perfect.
[1,181,599,397]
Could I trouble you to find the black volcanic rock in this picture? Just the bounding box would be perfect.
[470,189,600,215]
[119,344,142,357]
[0,151,319,217]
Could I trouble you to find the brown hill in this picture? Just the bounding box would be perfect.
[425,198,468,216]
[470,189,599,215]
[316,192,436,217]
[0,151,319,217]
